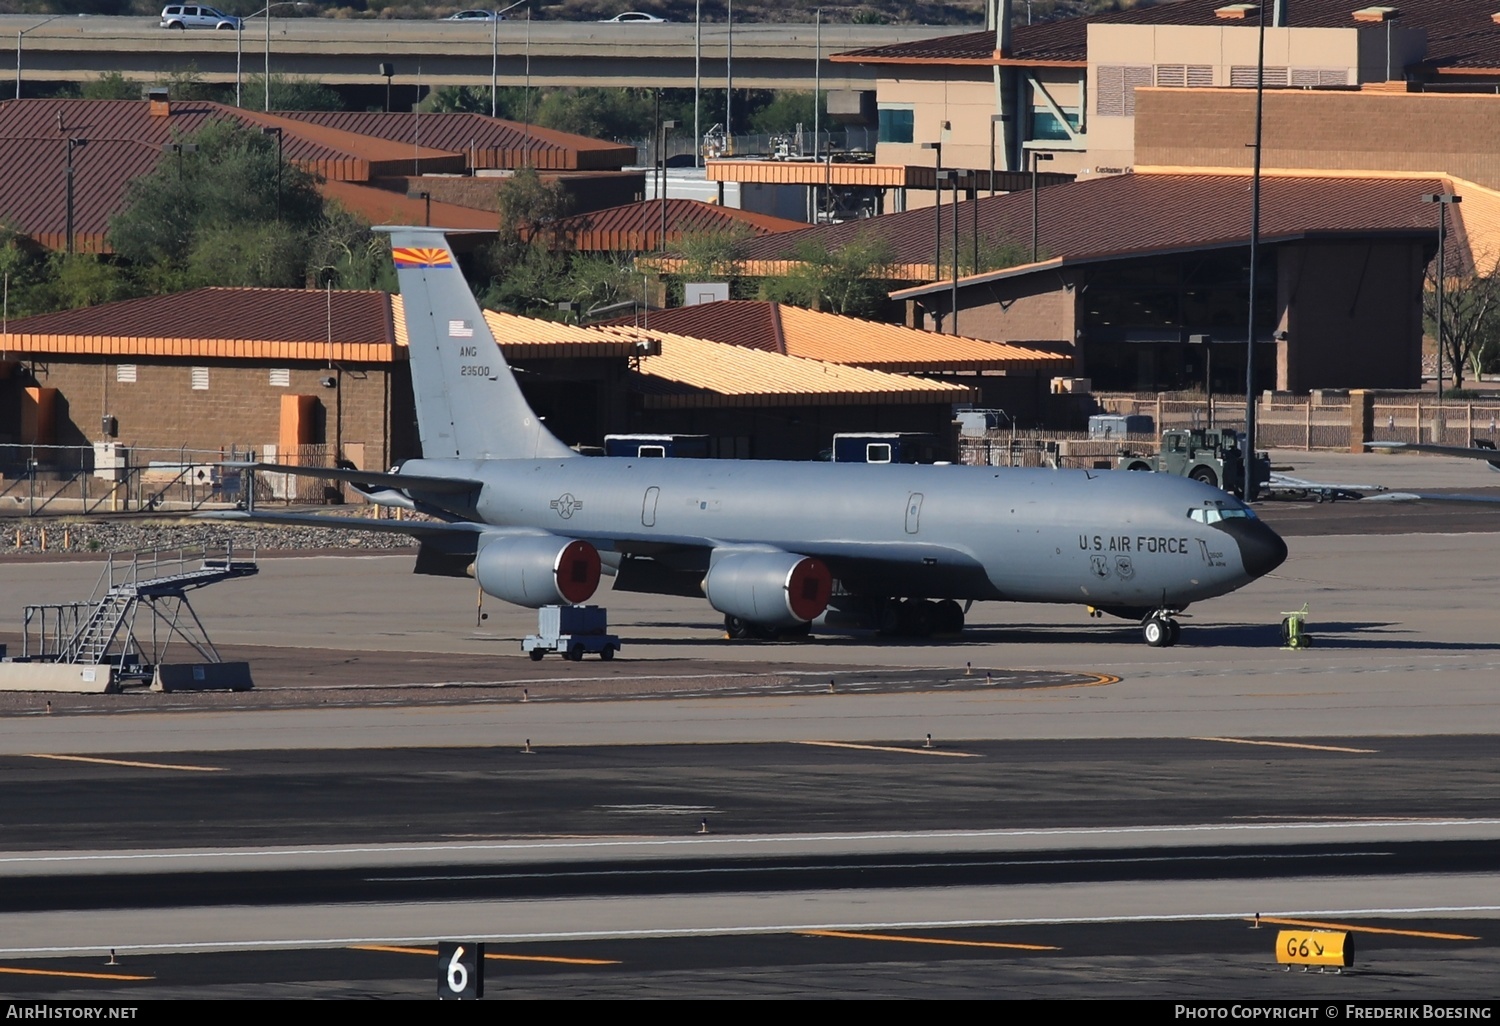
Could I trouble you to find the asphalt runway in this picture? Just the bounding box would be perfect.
[0,450,1498,998]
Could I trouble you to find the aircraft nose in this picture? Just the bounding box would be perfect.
[1215,517,1288,579]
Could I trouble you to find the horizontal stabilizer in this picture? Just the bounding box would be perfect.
[197,510,486,535]
[1365,441,1500,469]
[226,462,481,494]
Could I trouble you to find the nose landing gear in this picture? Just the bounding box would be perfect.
[1142,612,1181,647]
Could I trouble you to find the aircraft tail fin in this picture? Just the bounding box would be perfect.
[382,227,575,461]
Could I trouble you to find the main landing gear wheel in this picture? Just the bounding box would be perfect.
[1143,616,1180,647]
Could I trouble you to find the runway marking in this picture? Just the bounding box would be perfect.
[1248,917,1480,942]
[0,966,153,981]
[7,818,1500,867]
[353,944,618,966]
[21,753,225,772]
[793,741,980,758]
[1192,737,1377,754]
[800,929,1059,952]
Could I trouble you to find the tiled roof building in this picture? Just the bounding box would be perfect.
[0,98,639,253]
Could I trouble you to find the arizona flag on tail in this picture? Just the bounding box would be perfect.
[392,246,454,269]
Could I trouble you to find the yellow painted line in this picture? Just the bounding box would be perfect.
[352,944,618,966]
[23,753,225,772]
[1250,917,1479,942]
[794,740,979,758]
[0,966,153,981]
[800,929,1058,952]
[1192,737,1376,754]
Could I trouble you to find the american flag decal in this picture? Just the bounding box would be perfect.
[448,320,474,338]
[391,246,453,268]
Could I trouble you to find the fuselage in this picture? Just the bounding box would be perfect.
[399,456,1287,609]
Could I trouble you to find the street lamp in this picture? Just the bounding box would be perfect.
[726,0,733,152]
[1422,192,1462,405]
[948,170,960,334]
[921,129,947,282]
[237,2,308,111]
[16,14,63,101]
[1190,333,1215,428]
[659,120,677,251]
[161,141,198,183]
[1030,151,1053,262]
[261,126,283,220]
[65,137,88,255]
[694,0,701,167]
[378,63,394,113]
[487,0,531,118]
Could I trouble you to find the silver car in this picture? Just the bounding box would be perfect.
[160,5,243,29]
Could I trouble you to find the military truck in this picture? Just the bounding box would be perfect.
[1115,428,1270,497]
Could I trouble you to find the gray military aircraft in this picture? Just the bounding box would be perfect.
[215,228,1287,647]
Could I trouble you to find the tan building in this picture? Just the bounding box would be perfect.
[830,0,1500,196]
[1,289,994,473]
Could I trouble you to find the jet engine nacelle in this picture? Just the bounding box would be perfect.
[702,549,832,627]
[473,533,601,607]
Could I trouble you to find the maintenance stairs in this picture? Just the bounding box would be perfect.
[21,546,259,686]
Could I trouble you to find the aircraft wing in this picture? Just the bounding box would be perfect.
[1365,441,1500,470]
[1358,491,1500,504]
[225,462,483,494]
[197,509,485,534]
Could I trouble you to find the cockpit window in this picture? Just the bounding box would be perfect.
[1188,504,1257,524]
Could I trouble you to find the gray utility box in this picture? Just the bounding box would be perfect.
[523,605,621,662]
[1088,414,1155,439]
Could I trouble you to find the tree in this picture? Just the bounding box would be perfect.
[81,72,141,101]
[109,120,324,286]
[533,87,655,141]
[567,253,641,321]
[748,91,823,135]
[308,207,395,292]
[239,74,341,112]
[760,233,896,318]
[1425,263,1500,389]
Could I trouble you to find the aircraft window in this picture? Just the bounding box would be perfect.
[1188,506,1255,523]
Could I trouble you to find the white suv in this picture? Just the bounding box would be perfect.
[160,5,243,29]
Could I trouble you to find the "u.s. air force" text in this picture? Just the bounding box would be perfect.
[1080,534,1189,554]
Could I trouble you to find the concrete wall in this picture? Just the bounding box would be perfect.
[1083,22,1422,176]
[1137,88,1500,192]
[1278,241,1425,392]
[912,272,1078,359]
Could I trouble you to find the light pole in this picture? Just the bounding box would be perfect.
[65,136,88,256]
[725,0,733,153]
[813,7,821,160]
[949,170,959,334]
[1422,192,1462,405]
[16,14,63,101]
[694,0,701,167]
[487,0,531,118]
[988,113,1009,198]
[262,126,283,220]
[1191,333,1214,428]
[161,141,197,183]
[921,131,946,282]
[238,2,308,110]
[1243,0,1266,500]
[659,120,677,250]
[1030,151,1053,262]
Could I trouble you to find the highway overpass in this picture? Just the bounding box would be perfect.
[3,15,958,95]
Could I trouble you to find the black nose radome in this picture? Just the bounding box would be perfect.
[1214,517,1288,579]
